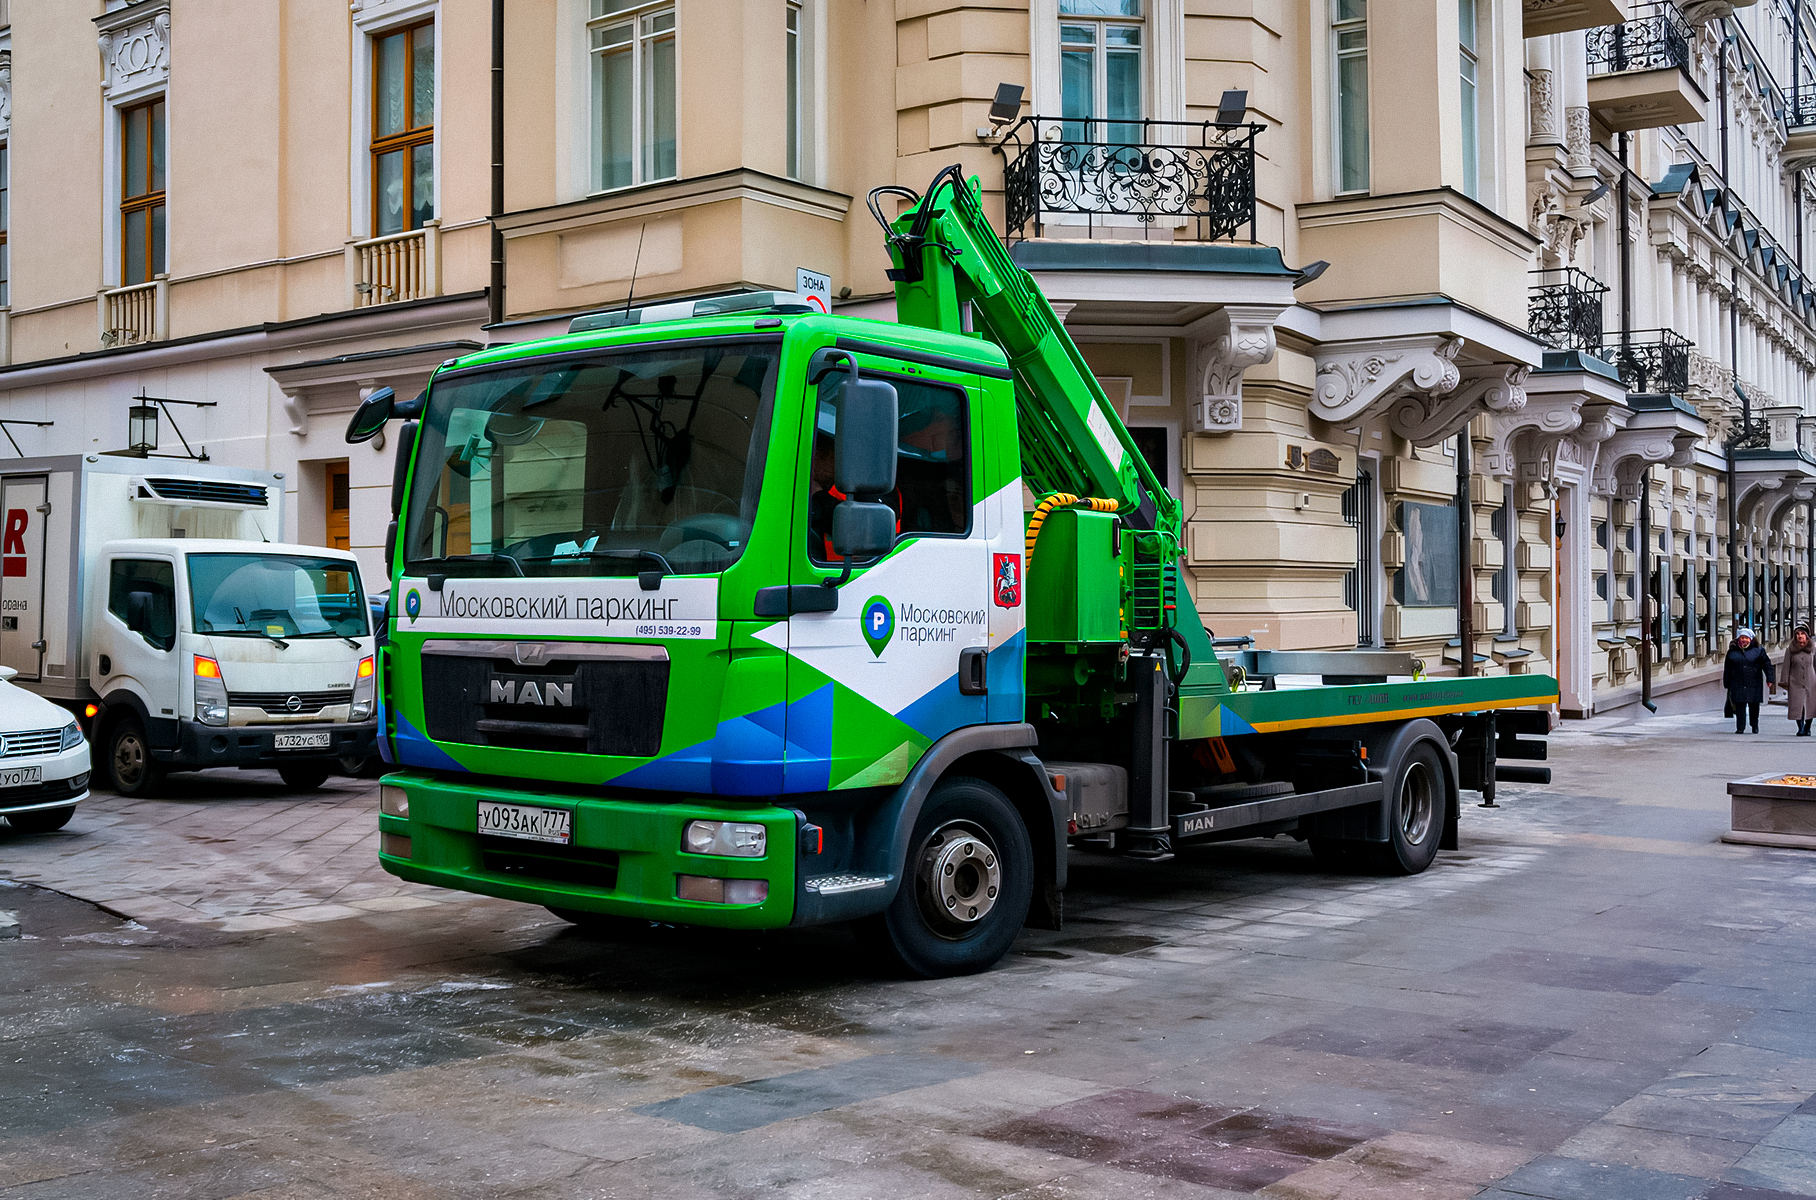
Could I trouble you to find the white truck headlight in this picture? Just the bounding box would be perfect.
[193,655,229,726]
[351,655,376,721]
[682,820,767,858]
[59,722,83,751]
[380,784,409,817]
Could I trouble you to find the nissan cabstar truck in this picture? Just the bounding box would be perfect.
[357,167,1556,977]
[0,455,378,795]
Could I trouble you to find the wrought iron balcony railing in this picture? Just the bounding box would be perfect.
[1586,1,1693,76]
[1608,328,1691,394]
[1529,267,1609,353]
[1787,85,1816,128]
[999,117,1261,243]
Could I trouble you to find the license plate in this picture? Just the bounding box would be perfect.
[274,731,332,751]
[0,766,41,788]
[477,801,572,845]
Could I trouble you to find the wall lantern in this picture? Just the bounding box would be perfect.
[128,402,159,455]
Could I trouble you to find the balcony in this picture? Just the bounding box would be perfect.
[1528,267,1609,353]
[999,118,1260,243]
[97,277,167,349]
[1586,2,1707,131]
[344,220,441,309]
[1607,328,1691,394]
[1785,87,1816,169]
[1524,0,1630,37]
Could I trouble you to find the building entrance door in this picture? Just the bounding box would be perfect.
[326,462,350,551]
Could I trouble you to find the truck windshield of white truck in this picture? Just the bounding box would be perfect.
[401,339,779,580]
[187,554,369,641]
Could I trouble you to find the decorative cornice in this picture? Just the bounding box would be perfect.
[1190,304,1281,434]
[1593,424,1702,499]
[1386,363,1530,446]
[96,3,169,102]
[1480,389,1584,482]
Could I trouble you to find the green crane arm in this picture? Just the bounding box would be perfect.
[876,167,1181,544]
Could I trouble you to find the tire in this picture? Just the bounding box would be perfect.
[6,805,74,834]
[338,753,375,777]
[1373,740,1448,875]
[865,776,1033,979]
[278,762,333,790]
[107,718,163,798]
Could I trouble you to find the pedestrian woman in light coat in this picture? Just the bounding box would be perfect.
[1784,625,1816,737]
[1726,627,1777,735]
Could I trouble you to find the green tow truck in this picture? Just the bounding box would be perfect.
[349,166,1557,977]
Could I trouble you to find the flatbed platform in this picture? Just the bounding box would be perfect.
[1182,674,1559,739]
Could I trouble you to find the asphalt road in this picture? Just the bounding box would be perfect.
[4,709,1816,1199]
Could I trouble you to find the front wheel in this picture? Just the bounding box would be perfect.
[278,762,333,790]
[107,718,163,798]
[6,805,75,834]
[865,776,1033,978]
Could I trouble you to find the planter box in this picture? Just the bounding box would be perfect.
[1724,773,1816,850]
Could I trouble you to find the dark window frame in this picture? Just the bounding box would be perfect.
[371,18,435,236]
[119,97,166,286]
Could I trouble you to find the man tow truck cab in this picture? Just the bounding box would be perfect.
[0,456,377,795]
[359,168,1555,977]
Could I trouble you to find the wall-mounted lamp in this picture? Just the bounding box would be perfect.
[128,402,158,455]
[1214,89,1249,128]
[1555,515,1567,540]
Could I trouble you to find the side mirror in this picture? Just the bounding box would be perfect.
[345,386,397,444]
[832,501,896,561]
[832,377,898,498]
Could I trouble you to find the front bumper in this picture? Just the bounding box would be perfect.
[169,720,377,767]
[0,742,91,814]
[376,771,797,929]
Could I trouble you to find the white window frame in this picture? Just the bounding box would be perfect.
[587,0,679,195]
[783,0,825,184]
[1030,0,1182,129]
[1331,0,1369,196]
[349,0,441,242]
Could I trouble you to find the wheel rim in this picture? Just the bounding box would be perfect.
[1399,759,1435,845]
[113,732,145,788]
[915,820,1002,935]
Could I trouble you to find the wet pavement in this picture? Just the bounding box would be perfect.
[4,714,1816,1198]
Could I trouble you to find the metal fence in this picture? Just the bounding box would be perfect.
[999,117,1261,243]
[1608,329,1691,394]
[1529,267,1608,353]
[1586,1,1693,76]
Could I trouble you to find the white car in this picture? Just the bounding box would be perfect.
[0,667,90,834]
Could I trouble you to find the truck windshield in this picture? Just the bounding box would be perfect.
[403,339,778,579]
[189,555,370,640]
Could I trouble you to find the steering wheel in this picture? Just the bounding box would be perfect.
[660,513,748,552]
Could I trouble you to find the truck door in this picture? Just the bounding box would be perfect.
[781,354,991,792]
[95,557,179,729]
[0,476,48,680]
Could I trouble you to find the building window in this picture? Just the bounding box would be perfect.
[1059,0,1143,144]
[1332,0,1368,193]
[371,21,434,237]
[786,2,802,179]
[1458,0,1480,199]
[1594,516,1609,621]
[120,98,166,286]
[1490,485,1515,634]
[0,141,10,308]
[591,0,677,191]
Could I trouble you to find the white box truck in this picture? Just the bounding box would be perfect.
[0,454,377,795]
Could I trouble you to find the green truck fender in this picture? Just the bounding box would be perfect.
[789,722,1063,928]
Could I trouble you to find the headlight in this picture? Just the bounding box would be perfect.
[59,722,83,751]
[380,784,409,817]
[351,655,375,721]
[682,820,767,858]
[193,655,229,726]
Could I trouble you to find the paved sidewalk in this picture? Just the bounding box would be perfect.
[0,769,473,930]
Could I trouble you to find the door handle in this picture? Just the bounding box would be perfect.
[958,646,988,696]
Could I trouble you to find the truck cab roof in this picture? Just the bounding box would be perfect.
[97,538,361,561]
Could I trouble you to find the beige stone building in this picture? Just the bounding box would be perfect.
[1,0,1811,716]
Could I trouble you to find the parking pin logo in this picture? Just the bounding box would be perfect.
[862,596,894,658]
[404,589,422,623]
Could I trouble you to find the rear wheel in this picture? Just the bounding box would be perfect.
[107,718,163,798]
[865,776,1032,978]
[1373,740,1448,875]
[278,762,333,790]
[6,805,74,834]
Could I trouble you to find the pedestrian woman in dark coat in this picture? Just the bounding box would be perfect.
[1784,625,1816,736]
[1726,627,1777,734]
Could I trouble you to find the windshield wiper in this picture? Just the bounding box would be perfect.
[516,549,675,591]
[413,553,525,577]
[267,634,290,650]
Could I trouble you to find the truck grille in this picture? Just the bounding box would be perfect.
[0,729,66,758]
[478,837,620,890]
[421,649,667,757]
[230,690,351,715]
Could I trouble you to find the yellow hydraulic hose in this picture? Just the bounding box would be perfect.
[1025,492,1119,565]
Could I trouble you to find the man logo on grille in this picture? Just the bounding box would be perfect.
[286,695,302,712]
